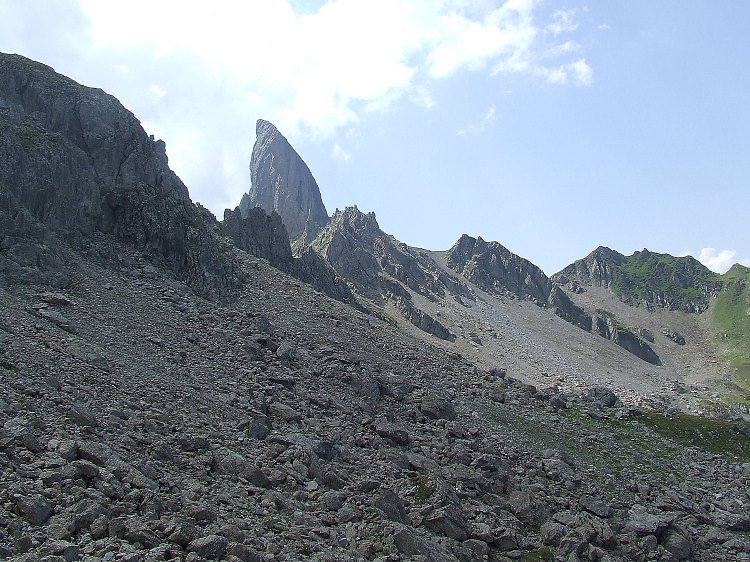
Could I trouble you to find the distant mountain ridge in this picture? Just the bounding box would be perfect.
[3,51,747,403]
[554,246,722,313]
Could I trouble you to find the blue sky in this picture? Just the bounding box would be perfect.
[2,1,748,274]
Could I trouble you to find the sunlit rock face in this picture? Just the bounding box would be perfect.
[241,119,329,244]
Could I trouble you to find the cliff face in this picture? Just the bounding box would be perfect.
[0,53,240,297]
[222,205,353,304]
[446,235,552,304]
[312,206,459,340]
[242,119,329,243]
[554,246,627,288]
[222,207,293,269]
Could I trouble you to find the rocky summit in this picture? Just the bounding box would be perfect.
[1,53,750,562]
[240,120,329,246]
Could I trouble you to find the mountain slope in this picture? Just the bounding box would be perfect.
[446,235,551,305]
[1,52,750,561]
[311,206,462,340]
[714,264,750,401]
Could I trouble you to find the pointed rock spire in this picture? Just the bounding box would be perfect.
[241,119,329,242]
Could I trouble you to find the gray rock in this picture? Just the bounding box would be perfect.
[580,495,613,518]
[168,519,204,546]
[15,493,52,525]
[244,466,273,489]
[625,504,673,536]
[242,119,329,242]
[3,417,41,452]
[351,370,380,400]
[77,441,116,467]
[226,542,263,562]
[178,434,210,452]
[420,395,456,420]
[268,401,302,422]
[187,534,229,559]
[320,491,344,511]
[509,489,550,530]
[212,448,247,476]
[374,419,410,445]
[422,505,469,541]
[275,340,296,361]
[393,528,431,557]
[38,308,76,333]
[663,528,694,560]
[68,401,98,427]
[313,440,339,461]
[713,508,750,531]
[374,488,409,524]
[39,291,72,305]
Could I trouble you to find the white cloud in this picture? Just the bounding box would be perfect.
[428,0,539,78]
[1,0,593,216]
[547,9,579,36]
[458,105,497,136]
[541,58,593,86]
[699,248,750,273]
[149,85,166,99]
[332,143,352,162]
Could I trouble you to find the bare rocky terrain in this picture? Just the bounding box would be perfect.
[1,52,750,561]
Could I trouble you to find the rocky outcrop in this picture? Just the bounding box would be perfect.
[548,286,592,331]
[312,206,460,339]
[554,246,627,288]
[382,279,454,341]
[222,205,353,304]
[241,119,329,243]
[595,310,661,365]
[290,247,355,304]
[0,53,240,298]
[223,206,293,268]
[446,235,551,304]
[314,207,382,290]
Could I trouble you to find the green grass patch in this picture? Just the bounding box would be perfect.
[637,411,750,462]
[713,272,750,392]
[463,260,478,275]
[604,249,720,311]
[410,475,437,505]
[521,547,554,561]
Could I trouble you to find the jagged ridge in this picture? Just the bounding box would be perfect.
[555,246,722,313]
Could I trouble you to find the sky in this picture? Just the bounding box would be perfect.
[2,0,749,275]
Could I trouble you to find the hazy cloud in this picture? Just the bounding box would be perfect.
[547,9,579,36]
[1,0,592,216]
[699,248,750,273]
[331,143,352,162]
[458,105,497,136]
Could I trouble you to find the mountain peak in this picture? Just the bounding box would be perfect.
[240,119,329,243]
